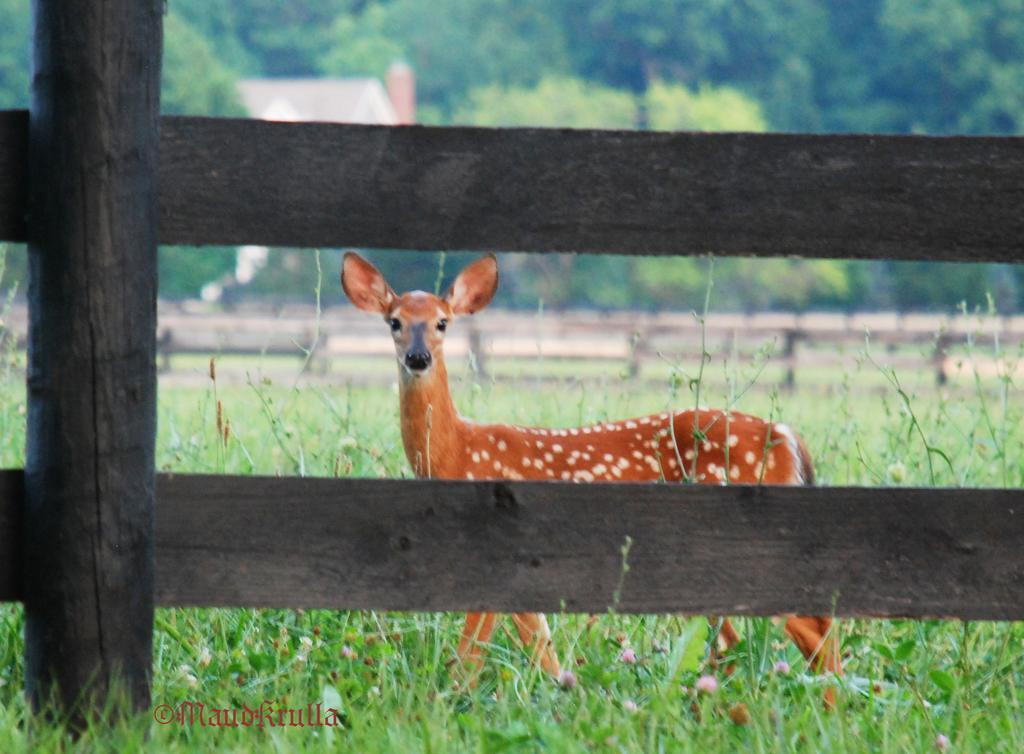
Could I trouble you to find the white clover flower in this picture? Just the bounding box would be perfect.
[887,461,907,484]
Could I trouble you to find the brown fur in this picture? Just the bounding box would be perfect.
[341,252,841,701]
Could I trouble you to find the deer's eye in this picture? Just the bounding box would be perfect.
[437,319,448,332]
[389,318,401,332]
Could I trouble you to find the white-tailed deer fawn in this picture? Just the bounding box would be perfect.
[341,252,841,700]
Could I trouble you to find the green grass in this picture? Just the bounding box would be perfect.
[0,335,1021,752]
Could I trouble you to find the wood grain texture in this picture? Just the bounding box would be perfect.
[148,474,1024,619]
[156,119,1024,262]
[23,0,162,718]
[0,114,1022,261]
[0,470,21,602]
[0,111,26,242]
[1,471,1021,618]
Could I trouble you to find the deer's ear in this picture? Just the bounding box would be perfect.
[341,252,396,314]
[445,254,498,315]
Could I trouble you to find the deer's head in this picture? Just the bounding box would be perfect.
[341,252,498,380]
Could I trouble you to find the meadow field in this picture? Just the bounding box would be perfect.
[0,323,1021,752]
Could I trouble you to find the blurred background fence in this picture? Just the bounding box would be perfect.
[3,303,1018,389]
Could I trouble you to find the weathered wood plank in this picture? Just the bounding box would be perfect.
[0,470,21,602]
[0,111,26,242]
[0,113,1022,261]
[156,120,1024,261]
[24,0,162,719]
[1,471,1021,618]
[151,474,1024,619]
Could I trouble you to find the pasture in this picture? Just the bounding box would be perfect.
[0,325,1021,752]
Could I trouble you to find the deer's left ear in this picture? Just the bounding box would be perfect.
[445,254,498,315]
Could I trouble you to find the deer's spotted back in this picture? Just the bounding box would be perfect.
[457,410,810,486]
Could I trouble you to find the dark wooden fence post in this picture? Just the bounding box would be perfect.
[782,329,799,391]
[24,0,162,722]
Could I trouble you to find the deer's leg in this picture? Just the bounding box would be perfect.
[783,615,842,708]
[455,611,499,682]
[716,616,742,651]
[511,612,560,677]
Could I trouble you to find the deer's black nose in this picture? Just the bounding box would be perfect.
[405,351,432,371]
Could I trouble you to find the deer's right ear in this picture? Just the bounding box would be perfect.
[341,252,396,314]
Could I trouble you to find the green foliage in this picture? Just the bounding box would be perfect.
[320,0,570,110]
[451,77,767,133]
[452,76,638,129]
[0,327,1023,750]
[885,262,1020,312]
[170,0,256,74]
[158,246,239,301]
[875,0,1024,134]
[0,0,28,109]
[553,0,733,94]
[229,0,357,77]
[319,7,405,78]
[162,12,246,117]
[646,81,767,132]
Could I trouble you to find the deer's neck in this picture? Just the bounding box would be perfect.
[398,357,468,478]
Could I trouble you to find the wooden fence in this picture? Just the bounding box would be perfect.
[0,2,1022,721]
[4,304,1019,387]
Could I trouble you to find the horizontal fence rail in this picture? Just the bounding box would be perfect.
[1,469,1021,619]
[0,110,1023,260]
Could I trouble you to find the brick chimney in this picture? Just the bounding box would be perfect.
[386,61,416,125]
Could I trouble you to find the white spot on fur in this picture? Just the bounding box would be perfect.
[728,435,739,447]
[497,440,507,451]
[744,451,756,465]
[552,444,564,453]
[472,452,480,463]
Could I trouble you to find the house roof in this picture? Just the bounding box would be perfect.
[237,78,398,125]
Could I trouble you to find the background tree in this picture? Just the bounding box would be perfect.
[452,77,638,129]
[0,0,28,110]
[320,0,570,113]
